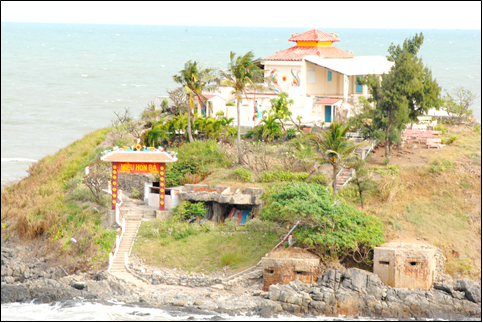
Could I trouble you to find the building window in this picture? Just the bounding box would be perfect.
[307,69,315,84]
[328,71,332,81]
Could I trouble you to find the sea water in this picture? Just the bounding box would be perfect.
[1,23,481,185]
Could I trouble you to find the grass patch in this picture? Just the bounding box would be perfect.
[132,218,282,273]
[1,128,116,273]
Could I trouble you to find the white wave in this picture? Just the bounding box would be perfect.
[131,84,147,87]
[161,65,165,67]
[81,74,88,77]
[1,158,37,163]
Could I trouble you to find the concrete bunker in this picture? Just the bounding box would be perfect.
[177,184,264,224]
[261,248,320,291]
[374,242,436,289]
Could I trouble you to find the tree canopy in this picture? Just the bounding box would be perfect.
[361,33,442,159]
[260,182,385,264]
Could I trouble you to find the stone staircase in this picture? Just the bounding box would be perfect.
[109,195,157,287]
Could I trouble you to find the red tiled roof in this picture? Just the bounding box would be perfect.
[315,98,343,105]
[264,46,354,61]
[289,29,340,43]
[194,94,226,101]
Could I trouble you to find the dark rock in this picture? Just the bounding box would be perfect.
[342,268,367,292]
[92,272,108,281]
[1,284,29,303]
[129,311,150,316]
[454,278,481,303]
[434,282,453,294]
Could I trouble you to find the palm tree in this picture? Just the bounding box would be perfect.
[173,61,219,142]
[220,51,266,165]
[309,122,362,197]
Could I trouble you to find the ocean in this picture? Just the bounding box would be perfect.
[1,23,481,185]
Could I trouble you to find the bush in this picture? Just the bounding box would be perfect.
[446,135,458,145]
[226,102,235,106]
[165,140,230,187]
[260,182,385,263]
[131,188,143,199]
[434,125,447,135]
[172,201,206,220]
[474,124,481,134]
[259,170,309,183]
[286,128,296,140]
[233,168,253,182]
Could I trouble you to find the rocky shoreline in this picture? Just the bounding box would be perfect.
[1,246,481,320]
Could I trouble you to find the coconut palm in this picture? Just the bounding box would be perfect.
[173,61,219,142]
[309,122,363,197]
[220,51,267,165]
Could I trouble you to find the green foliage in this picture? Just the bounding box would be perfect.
[225,102,235,106]
[286,128,296,140]
[371,165,400,177]
[362,32,441,160]
[165,140,230,187]
[442,87,478,123]
[259,170,309,183]
[474,124,481,134]
[434,125,447,135]
[309,122,362,195]
[233,168,253,182]
[429,158,454,174]
[172,201,206,220]
[260,182,385,263]
[216,110,225,116]
[347,158,376,208]
[383,157,390,166]
[446,135,458,145]
[131,188,143,199]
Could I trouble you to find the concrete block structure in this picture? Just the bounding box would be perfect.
[261,248,320,291]
[374,243,436,289]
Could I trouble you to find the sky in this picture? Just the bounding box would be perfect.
[1,1,481,29]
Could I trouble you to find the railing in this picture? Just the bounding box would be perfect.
[108,189,125,272]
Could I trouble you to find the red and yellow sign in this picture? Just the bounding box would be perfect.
[118,162,159,174]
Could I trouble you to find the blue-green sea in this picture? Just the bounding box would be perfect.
[1,23,481,185]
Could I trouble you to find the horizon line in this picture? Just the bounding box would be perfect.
[1,21,481,31]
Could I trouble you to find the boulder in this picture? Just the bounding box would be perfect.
[454,279,481,303]
[341,268,367,292]
[434,282,453,294]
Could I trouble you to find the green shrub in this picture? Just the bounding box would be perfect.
[308,173,329,186]
[446,135,458,145]
[260,182,385,263]
[434,125,447,135]
[172,201,206,220]
[226,102,235,106]
[216,110,225,116]
[383,157,390,166]
[259,170,309,183]
[233,168,253,182]
[69,184,96,202]
[219,251,243,267]
[474,124,481,134]
[131,188,143,199]
[286,128,296,140]
[165,140,230,187]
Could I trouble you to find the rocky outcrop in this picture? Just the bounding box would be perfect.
[266,269,481,320]
[179,185,263,206]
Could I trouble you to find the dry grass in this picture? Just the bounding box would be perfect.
[355,126,481,279]
[1,128,116,273]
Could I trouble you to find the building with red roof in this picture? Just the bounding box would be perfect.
[260,28,393,124]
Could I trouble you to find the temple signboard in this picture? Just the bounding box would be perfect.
[118,162,159,174]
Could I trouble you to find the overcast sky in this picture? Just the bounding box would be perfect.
[1,1,481,29]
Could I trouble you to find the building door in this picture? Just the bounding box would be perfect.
[356,75,363,93]
[325,105,332,122]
